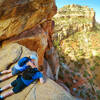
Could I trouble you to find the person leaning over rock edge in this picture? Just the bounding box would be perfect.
[0,55,45,100]
[0,51,38,82]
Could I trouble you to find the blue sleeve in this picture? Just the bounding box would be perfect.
[32,72,43,80]
[18,57,31,66]
[14,63,30,72]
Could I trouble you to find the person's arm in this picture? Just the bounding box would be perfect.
[35,72,45,84]
[0,69,12,74]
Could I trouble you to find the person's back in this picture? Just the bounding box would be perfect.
[21,67,43,86]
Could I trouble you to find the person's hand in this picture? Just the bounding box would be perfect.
[26,61,36,68]
[39,77,45,84]
[26,61,31,66]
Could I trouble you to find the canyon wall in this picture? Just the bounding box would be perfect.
[53,4,95,40]
[53,4,100,100]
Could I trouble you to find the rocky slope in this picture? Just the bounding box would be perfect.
[0,0,76,100]
[53,4,100,100]
[0,43,75,100]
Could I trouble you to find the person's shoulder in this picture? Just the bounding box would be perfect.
[18,57,30,63]
[18,57,31,66]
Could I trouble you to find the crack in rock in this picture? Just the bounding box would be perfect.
[6,46,23,69]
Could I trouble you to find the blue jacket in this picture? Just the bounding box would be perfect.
[14,57,31,71]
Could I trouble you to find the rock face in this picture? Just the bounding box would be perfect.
[0,0,59,72]
[25,78,75,100]
[0,0,57,41]
[3,25,48,66]
[0,43,75,100]
[53,4,95,40]
[0,43,34,71]
[0,0,57,67]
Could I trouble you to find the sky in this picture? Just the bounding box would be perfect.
[55,0,100,23]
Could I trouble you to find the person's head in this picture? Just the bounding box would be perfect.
[30,51,38,67]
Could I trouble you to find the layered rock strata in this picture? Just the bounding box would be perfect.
[53,4,95,40]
